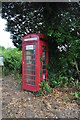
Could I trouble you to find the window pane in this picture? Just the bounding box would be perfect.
[42,46,46,62]
[26,55,33,60]
[27,70,33,74]
[30,81,35,85]
[26,50,33,54]
[25,45,35,85]
[42,46,46,51]
[27,76,33,80]
[27,76,35,85]
[41,46,47,80]
[26,60,34,64]
[43,65,46,69]
[43,70,46,74]
[27,65,33,70]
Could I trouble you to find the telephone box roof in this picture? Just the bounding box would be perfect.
[23,34,48,41]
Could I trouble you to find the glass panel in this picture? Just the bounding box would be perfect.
[26,60,34,64]
[43,65,46,69]
[27,70,33,74]
[43,60,46,64]
[26,55,33,60]
[27,79,31,84]
[42,46,47,77]
[26,50,33,55]
[30,81,35,85]
[43,70,46,74]
[42,47,46,62]
[27,76,33,80]
[42,46,46,51]
[25,45,35,85]
[27,65,33,70]
[27,76,35,85]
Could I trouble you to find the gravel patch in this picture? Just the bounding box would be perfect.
[2,75,79,118]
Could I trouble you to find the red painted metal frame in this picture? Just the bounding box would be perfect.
[22,34,48,92]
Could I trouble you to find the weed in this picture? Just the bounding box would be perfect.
[36,80,52,96]
[63,97,70,101]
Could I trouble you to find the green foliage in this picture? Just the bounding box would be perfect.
[71,91,80,100]
[2,47,22,77]
[63,97,70,102]
[48,7,80,89]
[36,80,52,96]
[2,3,80,49]
[49,73,69,87]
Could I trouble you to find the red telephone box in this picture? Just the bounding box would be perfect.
[22,34,48,92]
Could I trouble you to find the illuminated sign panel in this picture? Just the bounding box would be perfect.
[24,37,37,41]
[26,45,33,50]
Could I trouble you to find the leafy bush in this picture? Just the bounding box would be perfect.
[48,29,80,88]
[36,80,52,96]
[49,71,76,87]
[2,47,22,77]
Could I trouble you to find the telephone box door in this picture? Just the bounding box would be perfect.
[23,41,38,91]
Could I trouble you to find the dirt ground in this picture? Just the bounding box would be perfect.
[2,75,79,118]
